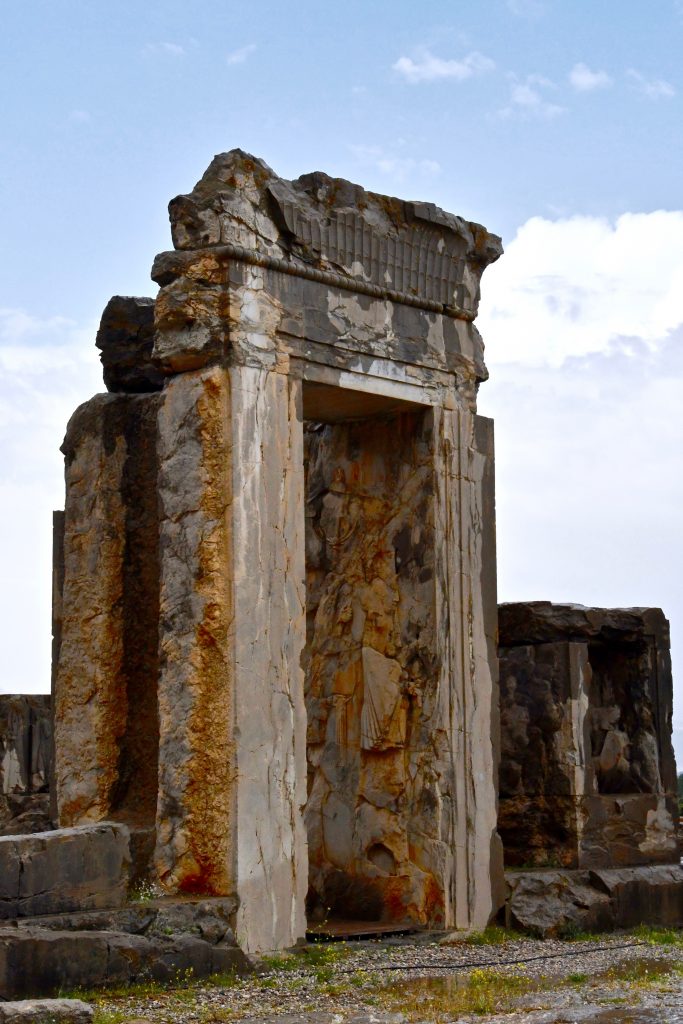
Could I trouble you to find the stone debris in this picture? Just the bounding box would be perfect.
[0,925,249,999]
[0,1000,92,1023]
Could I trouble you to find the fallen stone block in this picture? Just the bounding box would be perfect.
[0,823,130,919]
[505,870,614,937]
[0,999,92,1023]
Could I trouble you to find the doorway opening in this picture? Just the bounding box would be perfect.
[301,382,443,930]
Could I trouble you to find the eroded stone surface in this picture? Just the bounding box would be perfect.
[55,393,161,828]
[505,863,683,937]
[499,603,679,870]
[0,697,51,836]
[96,296,165,393]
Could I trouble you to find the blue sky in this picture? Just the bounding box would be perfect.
[1,1,682,762]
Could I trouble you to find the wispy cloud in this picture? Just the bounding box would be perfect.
[143,41,185,57]
[499,74,565,119]
[226,43,257,65]
[393,48,495,84]
[0,308,102,693]
[507,0,545,16]
[68,109,91,123]
[627,69,676,99]
[349,144,441,182]
[569,63,612,92]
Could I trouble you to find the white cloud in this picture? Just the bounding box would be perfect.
[499,74,565,119]
[349,144,441,182]
[627,69,676,99]
[569,63,612,92]
[476,212,683,749]
[0,310,102,694]
[68,109,91,123]
[477,210,683,366]
[393,49,495,84]
[226,43,257,65]
[479,333,683,740]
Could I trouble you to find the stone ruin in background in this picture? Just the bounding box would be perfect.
[0,151,680,997]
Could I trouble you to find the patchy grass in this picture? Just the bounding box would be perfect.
[632,924,683,947]
[68,967,243,1011]
[376,968,540,1020]
[460,925,517,946]
[567,971,589,984]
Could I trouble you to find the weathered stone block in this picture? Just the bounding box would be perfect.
[0,999,93,1023]
[0,926,249,998]
[0,823,130,919]
[95,295,165,393]
[589,864,683,927]
[55,393,161,829]
[505,870,614,937]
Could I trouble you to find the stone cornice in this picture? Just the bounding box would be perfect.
[151,242,477,322]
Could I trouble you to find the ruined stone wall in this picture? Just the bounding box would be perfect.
[498,603,679,869]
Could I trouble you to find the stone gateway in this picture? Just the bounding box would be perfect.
[51,151,504,952]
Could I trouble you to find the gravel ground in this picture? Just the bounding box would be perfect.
[94,932,683,1024]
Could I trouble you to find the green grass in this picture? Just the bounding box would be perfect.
[376,967,539,1020]
[460,925,517,945]
[632,924,683,947]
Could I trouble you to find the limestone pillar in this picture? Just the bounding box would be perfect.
[433,407,502,929]
[54,393,161,826]
[154,364,308,952]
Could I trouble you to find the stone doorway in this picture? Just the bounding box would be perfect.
[301,385,437,927]
[53,150,504,952]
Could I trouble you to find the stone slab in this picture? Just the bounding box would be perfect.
[0,927,250,998]
[589,863,683,927]
[15,896,238,945]
[0,823,129,918]
[0,1000,92,1023]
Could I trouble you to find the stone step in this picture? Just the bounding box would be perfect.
[0,925,251,999]
[13,895,238,944]
[0,824,129,919]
